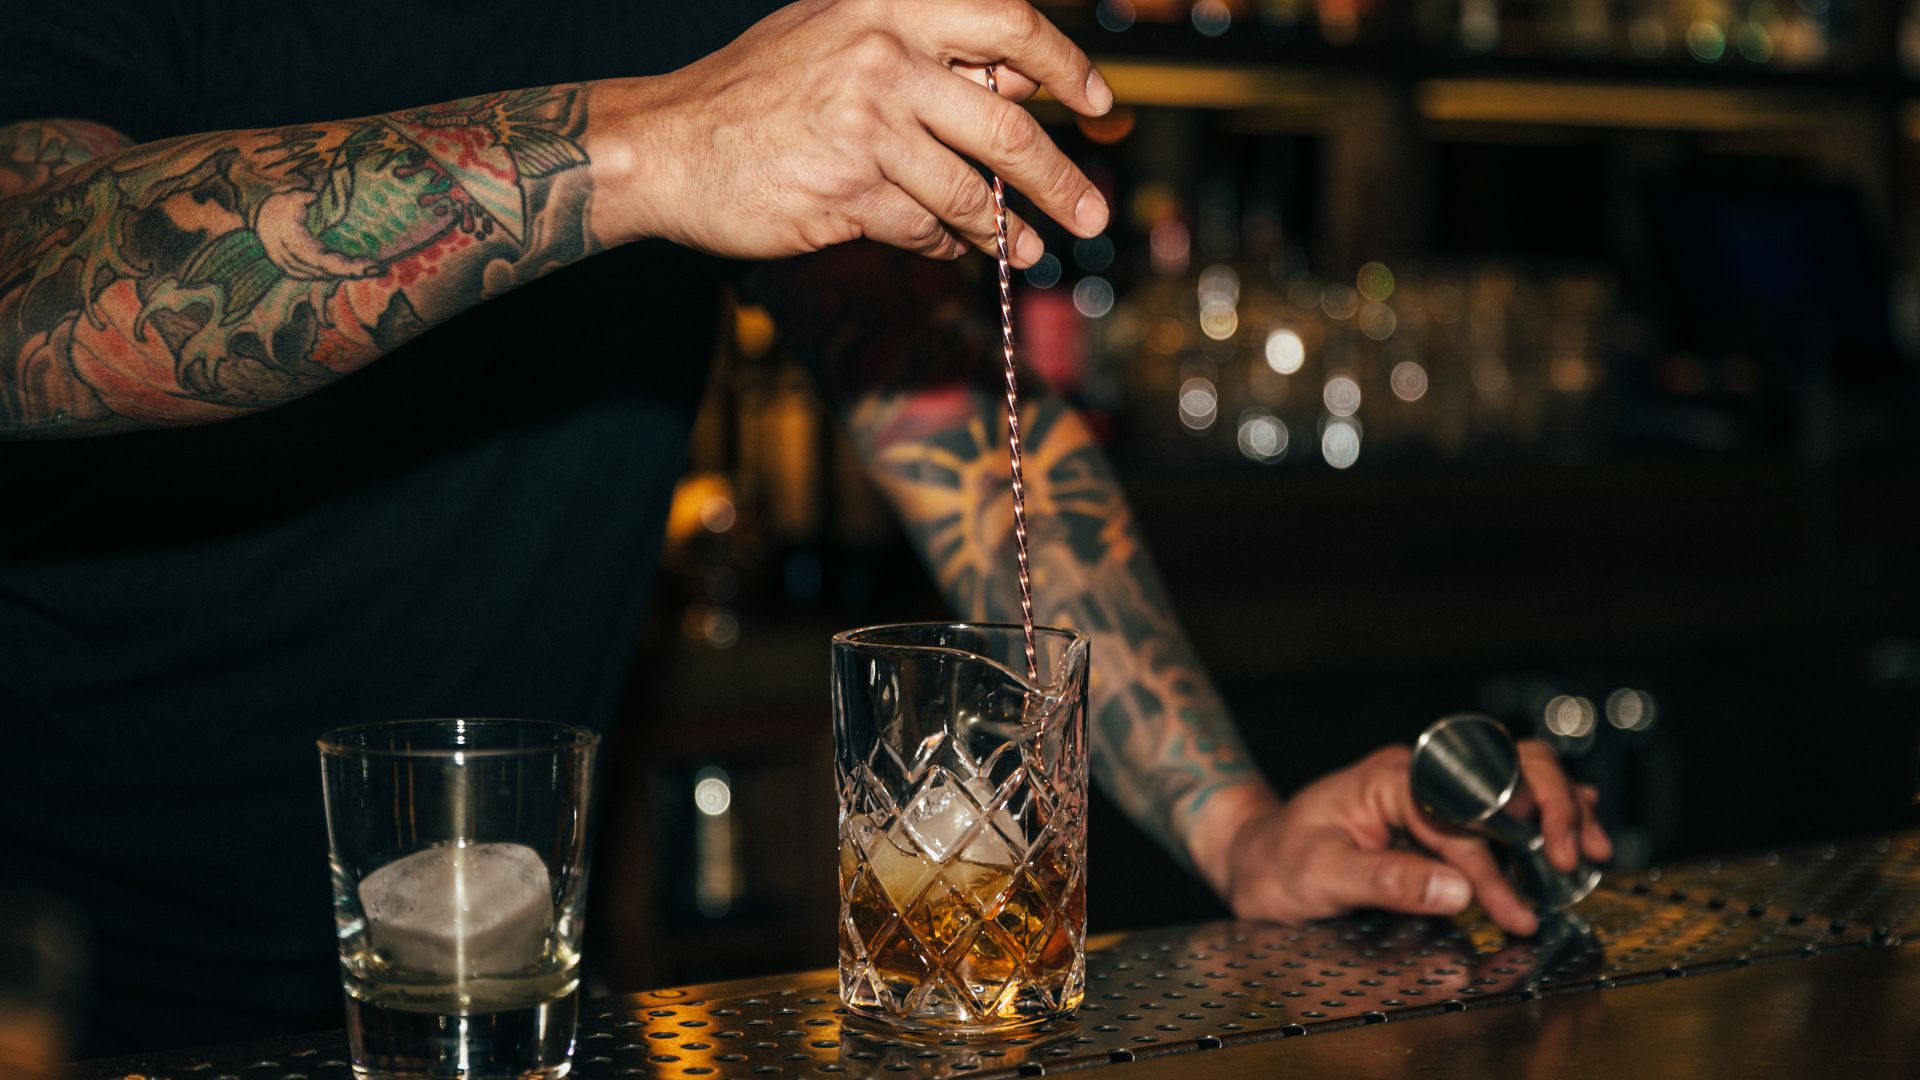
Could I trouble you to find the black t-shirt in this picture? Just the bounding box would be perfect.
[0,0,778,1056]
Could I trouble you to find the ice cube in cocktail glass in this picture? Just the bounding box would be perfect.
[833,624,1090,1034]
[319,719,597,1079]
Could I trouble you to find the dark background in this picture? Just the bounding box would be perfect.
[587,0,1920,992]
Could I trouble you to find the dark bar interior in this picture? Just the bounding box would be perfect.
[6,0,1920,1076]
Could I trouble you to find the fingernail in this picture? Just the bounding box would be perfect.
[1015,228,1044,265]
[1074,189,1108,237]
[1085,69,1114,115]
[1423,871,1471,913]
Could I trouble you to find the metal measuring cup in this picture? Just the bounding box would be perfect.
[1410,713,1602,913]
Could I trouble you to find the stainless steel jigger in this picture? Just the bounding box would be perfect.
[1410,713,1602,913]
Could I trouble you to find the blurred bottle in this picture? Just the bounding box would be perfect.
[0,892,85,1080]
[1904,0,1920,74]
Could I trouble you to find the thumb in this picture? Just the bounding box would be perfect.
[1316,848,1473,917]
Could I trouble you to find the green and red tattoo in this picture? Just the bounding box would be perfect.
[849,386,1259,867]
[0,118,128,198]
[0,86,595,437]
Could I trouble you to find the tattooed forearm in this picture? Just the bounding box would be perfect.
[0,119,130,197]
[0,87,596,437]
[851,387,1260,866]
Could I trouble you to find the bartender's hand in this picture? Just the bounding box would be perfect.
[587,0,1109,263]
[1203,743,1611,937]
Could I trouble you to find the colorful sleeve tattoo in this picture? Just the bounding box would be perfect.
[0,86,595,437]
[848,386,1261,868]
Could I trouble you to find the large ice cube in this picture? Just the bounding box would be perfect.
[900,774,1019,867]
[359,842,553,978]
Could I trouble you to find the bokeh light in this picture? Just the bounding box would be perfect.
[1605,688,1658,731]
[1265,328,1306,374]
[1095,0,1136,32]
[1073,276,1116,318]
[1738,20,1774,62]
[1198,263,1241,305]
[1236,408,1289,463]
[1687,19,1727,61]
[1321,417,1361,469]
[1023,252,1062,289]
[1322,372,1362,417]
[1178,377,1219,431]
[1150,219,1191,276]
[699,495,736,533]
[1200,300,1238,341]
[1357,261,1395,302]
[1191,0,1232,37]
[1544,694,1598,738]
[1073,234,1115,272]
[693,771,733,816]
[1321,284,1360,320]
[1390,360,1429,402]
[1358,300,1397,340]
[1077,106,1137,145]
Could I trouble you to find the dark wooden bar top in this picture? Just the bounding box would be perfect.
[78,831,1920,1080]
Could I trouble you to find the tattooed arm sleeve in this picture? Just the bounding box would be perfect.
[0,119,130,197]
[847,386,1279,878]
[0,87,595,438]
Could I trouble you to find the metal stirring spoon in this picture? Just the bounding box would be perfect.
[983,64,1037,683]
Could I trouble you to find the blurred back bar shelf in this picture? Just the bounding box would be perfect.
[1009,0,1917,477]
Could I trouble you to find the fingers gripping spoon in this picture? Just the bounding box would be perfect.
[1409,714,1603,915]
[984,65,1037,683]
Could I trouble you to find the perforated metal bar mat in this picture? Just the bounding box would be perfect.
[1604,832,1920,940]
[78,830,1920,1080]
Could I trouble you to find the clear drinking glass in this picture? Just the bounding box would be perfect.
[318,719,598,1079]
[833,623,1091,1033]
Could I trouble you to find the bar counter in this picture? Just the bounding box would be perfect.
[79,831,1920,1080]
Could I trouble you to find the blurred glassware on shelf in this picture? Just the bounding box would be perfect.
[1082,254,1633,469]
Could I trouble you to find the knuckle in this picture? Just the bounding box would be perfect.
[1370,858,1416,904]
[996,0,1045,52]
[904,211,946,248]
[821,98,880,142]
[989,104,1042,160]
[1042,160,1086,210]
[846,29,907,80]
[946,171,992,225]
[1367,744,1412,771]
[816,156,872,202]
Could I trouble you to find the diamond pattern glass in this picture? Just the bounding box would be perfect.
[832,623,1090,1033]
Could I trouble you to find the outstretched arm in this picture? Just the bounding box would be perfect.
[1,0,1115,439]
